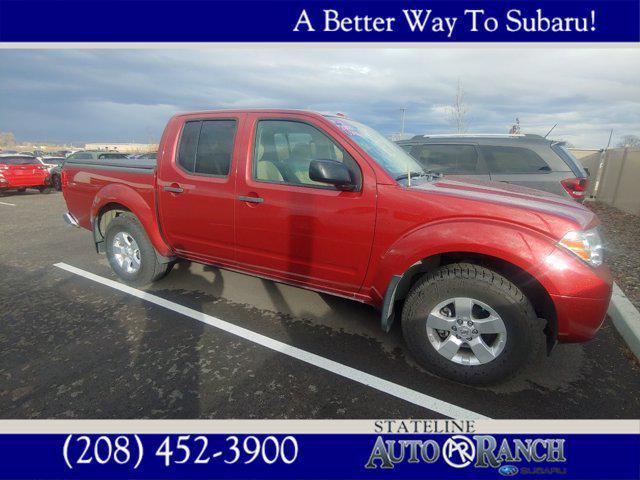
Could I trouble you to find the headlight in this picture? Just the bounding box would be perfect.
[558,228,603,267]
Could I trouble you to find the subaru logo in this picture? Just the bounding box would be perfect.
[498,465,519,476]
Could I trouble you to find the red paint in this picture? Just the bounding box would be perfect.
[62,110,612,343]
[0,158,50,190]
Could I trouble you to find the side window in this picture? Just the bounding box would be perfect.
[253,120,360,189]
[410,144,479,174]
[177,121,201,173]
[74,153,92,160]
[177,120,236,176]
[194,120,236,175]
[481,145,550,174]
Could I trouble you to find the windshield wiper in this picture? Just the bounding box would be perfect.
[395,171,443,182]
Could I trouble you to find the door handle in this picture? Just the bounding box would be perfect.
[238,195,263,204]
[164,185,184,193]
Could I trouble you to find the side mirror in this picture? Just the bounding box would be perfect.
[309,159,354,190]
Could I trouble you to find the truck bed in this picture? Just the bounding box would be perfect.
[62,157,158,234]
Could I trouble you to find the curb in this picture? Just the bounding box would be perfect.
[607,283,640,360]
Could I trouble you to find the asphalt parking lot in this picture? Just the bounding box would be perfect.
[1,190,639,419]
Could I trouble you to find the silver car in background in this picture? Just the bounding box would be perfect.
[396,134,589,201]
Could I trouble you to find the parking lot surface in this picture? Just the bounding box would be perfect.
[1,191,639,419]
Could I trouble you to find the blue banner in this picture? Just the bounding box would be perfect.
[0,433,638,479]
[0,0,638,42]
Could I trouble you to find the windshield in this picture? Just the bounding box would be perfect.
[328,117,424,179]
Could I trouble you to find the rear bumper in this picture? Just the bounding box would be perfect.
[63,212,80,227]
[0,175,50,188]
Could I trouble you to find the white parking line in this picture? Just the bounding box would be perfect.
[54,262,490,419]
[0,201,16,206]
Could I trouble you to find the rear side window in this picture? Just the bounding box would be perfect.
[409,144,480,174]
[177,120,236,176]
[481,145,550,174]
[177,121,201,172]
[98,153,128,160]
[552,144,588,177]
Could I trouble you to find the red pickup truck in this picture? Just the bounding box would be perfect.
[61,110,612,384]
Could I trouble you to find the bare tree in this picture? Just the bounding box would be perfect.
[447,80,469,133]
[616,134,640,148]
[0,131,16,148]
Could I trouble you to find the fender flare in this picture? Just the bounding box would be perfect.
[375,219,558,331]
[90,183,173,258]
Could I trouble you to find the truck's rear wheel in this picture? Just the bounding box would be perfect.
[401,263,541,385]
[105,213,170,286]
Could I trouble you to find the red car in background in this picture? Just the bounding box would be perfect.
[0,155,52,193]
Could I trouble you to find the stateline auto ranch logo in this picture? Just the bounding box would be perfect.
[365,434,566,470]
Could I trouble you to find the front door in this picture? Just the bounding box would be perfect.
[157,113,243,264]
[234,115,377,296]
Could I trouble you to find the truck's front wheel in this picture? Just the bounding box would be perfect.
[401,263,541,385]
[105,213,170,286]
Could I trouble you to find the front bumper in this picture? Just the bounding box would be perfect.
[536,247,613,343]
[552,292,611,342]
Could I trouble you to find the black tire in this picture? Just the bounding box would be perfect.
[401,263,541,385]
[105,213,170,286]
[52,174,62,191]
[17,187,26,193]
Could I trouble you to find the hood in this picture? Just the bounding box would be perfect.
[411,176,597,237]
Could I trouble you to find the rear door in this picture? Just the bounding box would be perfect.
[157,113,244,263]
[407,143,489,180]
[481,144,563,194]
[234,113,377,296]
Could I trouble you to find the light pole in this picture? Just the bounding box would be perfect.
[400,108,407,137]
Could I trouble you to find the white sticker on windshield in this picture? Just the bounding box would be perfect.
[334,120,359,136]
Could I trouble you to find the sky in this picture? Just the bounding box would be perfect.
[0,48,638,148]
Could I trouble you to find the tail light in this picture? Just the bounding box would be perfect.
[561,177,588,200]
